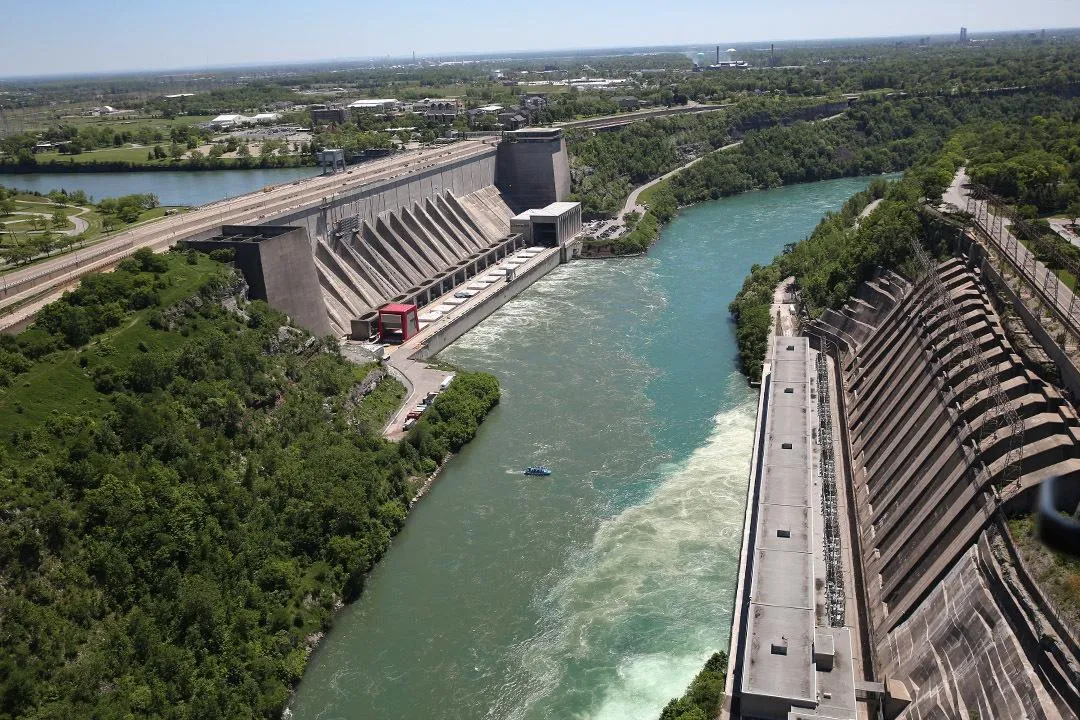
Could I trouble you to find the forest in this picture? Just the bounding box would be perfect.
[567,97,849,216]
[0,249,500,719]
[605,91,1076,256]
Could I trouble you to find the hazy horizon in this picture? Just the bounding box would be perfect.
[3,0,1080,78]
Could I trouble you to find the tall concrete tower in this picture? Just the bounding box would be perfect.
[496,128,571,212]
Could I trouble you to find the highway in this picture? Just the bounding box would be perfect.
[0,140,497,332]
[553,102,730,131]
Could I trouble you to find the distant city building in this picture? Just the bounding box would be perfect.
[413,98,460,123]
[311,107,348,125]
[467,104,505,128]
[705,45,749,70]
[519,94,549,122]
[960,27,968,43]
[317,148,346,173]
[251,112,281,124]
[210,113,250,128]
[348,98,402,113]
[497,111,526,130]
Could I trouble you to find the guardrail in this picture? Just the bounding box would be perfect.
[966,183,1080,339]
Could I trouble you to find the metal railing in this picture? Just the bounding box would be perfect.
[966,183,1080,338]
[909,239,1024,488]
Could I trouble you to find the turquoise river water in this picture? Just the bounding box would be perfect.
[288,176,880,720]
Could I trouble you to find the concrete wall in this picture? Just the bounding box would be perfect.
[811,259,1080,719]
[495,137,571,212]
[962,236,1080,401]
[188,227,331,337]
[267,148,498,242]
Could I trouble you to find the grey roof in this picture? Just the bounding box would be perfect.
[734,336,858,719]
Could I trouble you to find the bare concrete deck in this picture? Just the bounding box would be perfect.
[378,244,562,439]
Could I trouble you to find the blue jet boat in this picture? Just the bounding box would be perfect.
[523,466,552,476]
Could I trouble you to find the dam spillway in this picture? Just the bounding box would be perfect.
[728,253,1080,718]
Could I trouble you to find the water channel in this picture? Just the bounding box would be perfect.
[0,167,321,207]
[287,176,882,720]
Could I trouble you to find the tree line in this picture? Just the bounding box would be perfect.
[0,249,500,718]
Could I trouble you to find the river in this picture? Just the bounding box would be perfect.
[286,175,880,720]
[0,167,321,207]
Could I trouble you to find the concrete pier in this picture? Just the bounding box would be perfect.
[724,336,859,720]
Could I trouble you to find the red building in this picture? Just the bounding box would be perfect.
[378,303,420,342]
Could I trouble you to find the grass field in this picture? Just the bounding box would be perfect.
[34,146,166,164]
[1,194,186,270]
[0,252,223,435]
[1008,515,1080,632]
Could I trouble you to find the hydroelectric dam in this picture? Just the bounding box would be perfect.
[0,128,579,346]
[723,179,1080,720]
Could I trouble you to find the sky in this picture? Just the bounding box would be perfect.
[2,0,1080,77]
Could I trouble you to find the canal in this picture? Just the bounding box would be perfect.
[287,176,882,720]
[0,167,321,207]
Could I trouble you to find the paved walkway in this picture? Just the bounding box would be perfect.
[619,141,743,219]
[945,167,1080,337]
[2,201,91,236]
[1048,218,1080,250]
[377,245,558,440]
[853,198,882,228]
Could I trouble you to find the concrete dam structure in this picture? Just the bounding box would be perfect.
[254,128,572,337]
[0,131,572,339]
[727,256,1080,719]
[814,258,1080,717]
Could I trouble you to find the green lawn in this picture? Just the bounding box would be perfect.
[34,146,169,165]
[0,252,222,435]
[1,197,185,269]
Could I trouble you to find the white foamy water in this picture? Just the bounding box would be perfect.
[495,394,756,720]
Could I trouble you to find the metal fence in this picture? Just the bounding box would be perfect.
[966,183,1080,337]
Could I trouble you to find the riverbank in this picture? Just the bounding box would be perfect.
[286,177,879,720]
[581,110,881,257]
